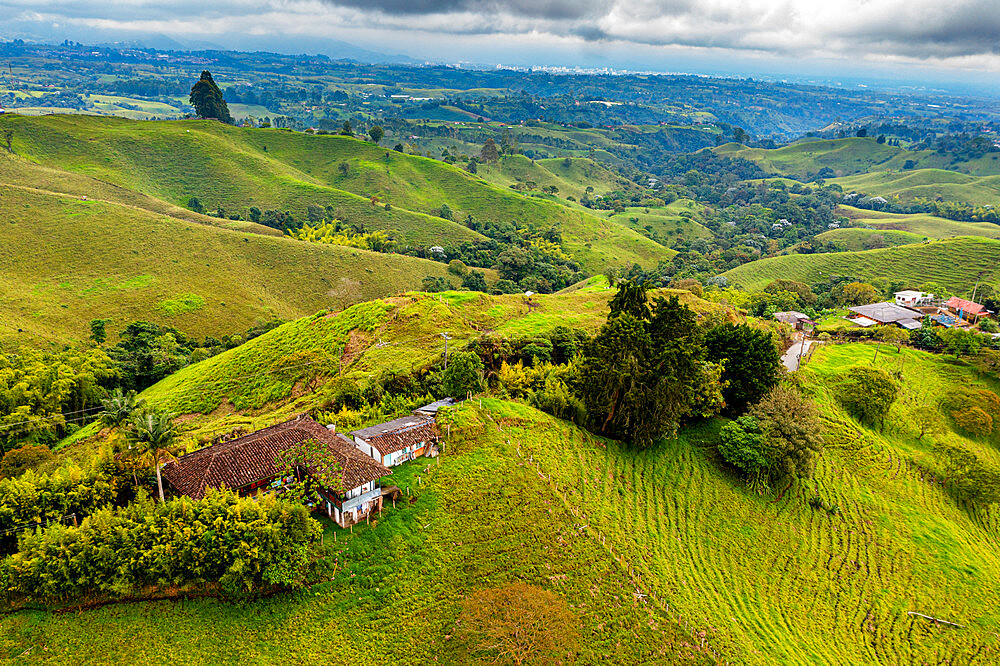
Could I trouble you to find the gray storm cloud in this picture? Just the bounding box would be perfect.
[4,0,1000,68]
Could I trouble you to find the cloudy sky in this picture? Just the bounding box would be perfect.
[4,0,1000,83]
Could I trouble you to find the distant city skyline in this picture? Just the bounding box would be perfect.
[4,1,1000,93]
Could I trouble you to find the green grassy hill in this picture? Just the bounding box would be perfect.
[715,138,912,178]
[838,205,1000,240]
[717,137,1000,188]
[722,237,1000,292]
[475,154,632,200]
[23,333,1000,663]
[2,401,707,664]
[2,114,672,272]
[0,185,461,347]
[137,287,717,423]
[607,200,713,244]
[816,227,926,250]
[832,169,1000,205]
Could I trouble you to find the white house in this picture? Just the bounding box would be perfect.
[351,415,440,468]
[894,290,934,308]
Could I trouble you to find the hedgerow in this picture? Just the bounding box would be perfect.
[0,489,320,602]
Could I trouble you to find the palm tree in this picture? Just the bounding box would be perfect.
[99,388,145,429]
[128,410,177,503]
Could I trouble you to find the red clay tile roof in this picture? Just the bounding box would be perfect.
[946,296,987,315]
[364,420,440,456]
[161,414,391,499]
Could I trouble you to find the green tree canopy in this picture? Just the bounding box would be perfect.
[480,138,500,163]
[751,384,825,480]
[368,125,384,144]
[837,366,899,428]
[608,279,651,320]
[580,296,721,447]
[705,323,780,414]
[443,351,485,398]
[188,70,232,123]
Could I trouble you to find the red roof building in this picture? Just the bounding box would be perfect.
[162,414,391,527]
[945,297,989,322]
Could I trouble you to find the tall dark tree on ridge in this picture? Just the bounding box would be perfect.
[189,71,232,123]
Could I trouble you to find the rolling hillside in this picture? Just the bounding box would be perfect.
[0,185,461,347]
[831,169,1000,206]
[722,237,1000,292]
[837,205,1000,240]
[715,138,913,178]
[475,154,634,200]
[815,227,926,250]
[607,200,713,244]
[29,291,1000,663]
[1,114,672,272]
[716,138,1000,201]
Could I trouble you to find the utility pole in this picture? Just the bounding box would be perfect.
[972,272,984,304]
[441,332,451,370]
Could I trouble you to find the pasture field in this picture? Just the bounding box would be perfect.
[136,287,717,424]
[27,342,1000,664]
[0,437,705,664]
[722,237,1000,293]
[607,200,713,244]
[495,343,1000,664]
[717,137,1000,181]
[0,186,460,347]
[474,154,630,200]
[831,169,1000,206]
[839,207,1000,241]
[716,138,912,177]
[0,114,671,271]
[815,227,925,250]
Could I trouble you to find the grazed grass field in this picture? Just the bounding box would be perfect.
[1,114,672,272]
[0,185,460,346]
[832,169,1000,205]
[26,290,1000,664]
[717,137,1000,180]
[491,343,1000,664]
[722,237,1000,293]
[0,437,706,664]
[815,227,926,250]
[607,200,713,245]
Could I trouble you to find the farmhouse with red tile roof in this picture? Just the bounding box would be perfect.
[161,414,391,527]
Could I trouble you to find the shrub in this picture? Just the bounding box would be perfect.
[447,259,468,276]
[0,458,129,554]
[0,445,55,479]
[952,407,993,437]
[458,582,579,665]
[1,490,320,602]
[718,415,769,488]
[837,366,899,428]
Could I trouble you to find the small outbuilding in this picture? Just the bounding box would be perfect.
[773,311,813,330]
[351,415,440,468]
[894,290,934,308]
